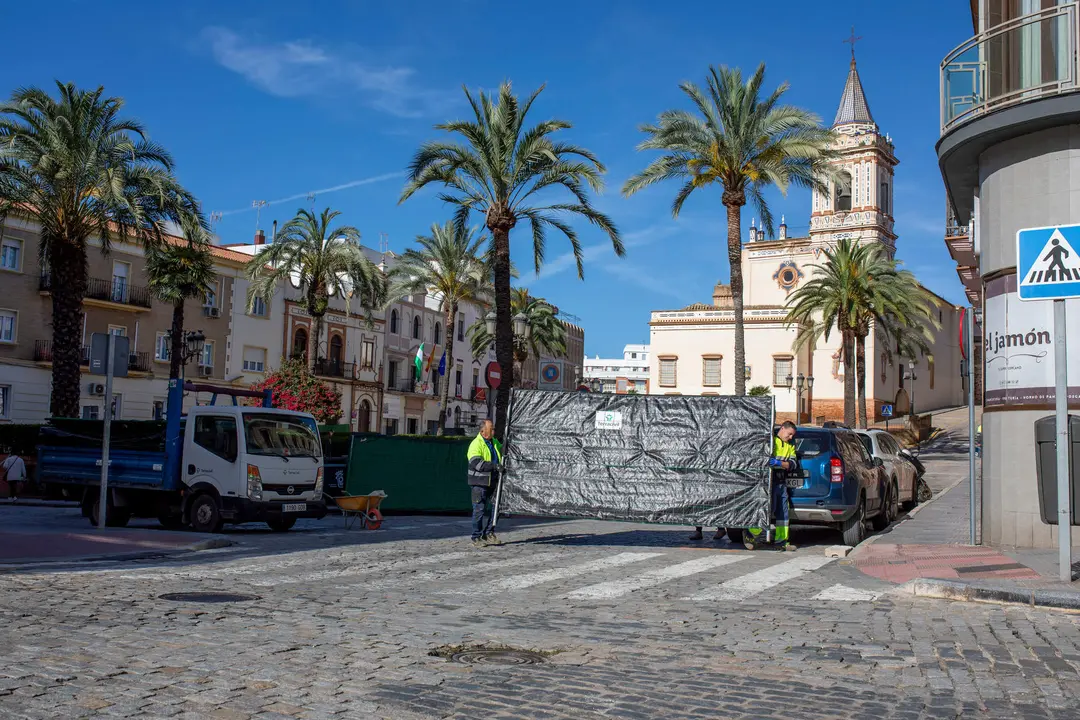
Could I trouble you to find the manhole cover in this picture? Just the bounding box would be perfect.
[449,649,547,665]
[158,592,259,603]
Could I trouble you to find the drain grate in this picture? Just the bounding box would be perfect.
[159,592,260,603]
[430,644,553,665]
[450,649,548,665]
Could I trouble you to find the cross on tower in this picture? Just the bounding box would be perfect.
[843,26,863,60]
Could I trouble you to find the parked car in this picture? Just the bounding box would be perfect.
[787,427,892,545]
[856,429,919,512]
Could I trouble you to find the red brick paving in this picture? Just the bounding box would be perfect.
[0,529,200,562]
[850,543,1041,584]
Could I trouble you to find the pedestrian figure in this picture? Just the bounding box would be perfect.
[2,447,27,502]
[744,421,799,551]
[1044,238,1071,281]
[467,420,503,547]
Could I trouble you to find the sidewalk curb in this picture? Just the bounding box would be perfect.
[898,578,1080,613]
[0,537,234,570]
[0,500,80,509]
[844,474,969,563]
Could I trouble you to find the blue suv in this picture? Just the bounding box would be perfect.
[788,427,889,545]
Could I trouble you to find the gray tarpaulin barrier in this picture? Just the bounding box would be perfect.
[501,389,774,528]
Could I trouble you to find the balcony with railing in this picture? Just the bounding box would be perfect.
[34,340,151,372]
[942,3,1079,134]
[313,358,356,379]
[39,274,153,310]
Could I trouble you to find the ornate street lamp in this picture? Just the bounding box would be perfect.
[512,312,529,339]
[484,310,497,337]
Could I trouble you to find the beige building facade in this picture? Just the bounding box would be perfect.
[649,57,967,423]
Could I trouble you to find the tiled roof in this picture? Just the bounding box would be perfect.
[834,59,874,127]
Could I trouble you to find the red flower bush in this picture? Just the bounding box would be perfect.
[249,359,342,424]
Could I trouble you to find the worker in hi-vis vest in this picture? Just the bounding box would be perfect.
[744,420,799,552]
[466,419,503,548]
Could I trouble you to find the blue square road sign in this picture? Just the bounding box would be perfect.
[1017,224,1080,301]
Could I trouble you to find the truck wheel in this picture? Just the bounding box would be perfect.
[840,499,865,546]
[89,497,130,528]
[267,517,296,532]
[726,528,744,545]
[158,514,185,531]
[189,494,224,533]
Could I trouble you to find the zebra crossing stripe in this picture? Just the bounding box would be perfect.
[445,552,663,594]
[811,584,883,602]
[90,549,347,580]
[563,554,750,600]
[354,553,556,591]
[686,555,835,601]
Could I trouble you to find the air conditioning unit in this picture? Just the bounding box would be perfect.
[199,366,214,377]
[88,382,106,396]
[203,306,221,318]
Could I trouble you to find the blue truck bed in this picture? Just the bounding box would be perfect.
[37,447,177,491]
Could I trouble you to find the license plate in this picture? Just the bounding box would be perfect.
[282,503,306,513]
[786,478,803,489]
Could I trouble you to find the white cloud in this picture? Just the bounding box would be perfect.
[200,27,453,118]
[601,262,694,302]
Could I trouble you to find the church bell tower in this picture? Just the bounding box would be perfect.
[809,50,899,255]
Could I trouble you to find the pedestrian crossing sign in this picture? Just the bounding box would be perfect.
[1017,224,1080,301]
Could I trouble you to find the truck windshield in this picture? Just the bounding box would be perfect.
[242,413,322,458]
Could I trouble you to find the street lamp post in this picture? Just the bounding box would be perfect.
[785,372,814,424]
[167,329,206,381]
[906,359,919,450]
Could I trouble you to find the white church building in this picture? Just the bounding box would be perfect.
[648,55,966,423]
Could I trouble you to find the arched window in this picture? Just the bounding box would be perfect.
[434,322,442,344]
[390,310,399,335]
[292,328,308,361]
[834,171,852,212]
[412,316,421,340]
[329,334,343,368]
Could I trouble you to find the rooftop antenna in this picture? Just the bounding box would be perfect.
[252,200,268,231]
[209,211,223,230]
[379,232,389,256]
[307,192,316,211]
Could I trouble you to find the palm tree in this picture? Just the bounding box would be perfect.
[785,239,940,428]
[623,63,835,396]
[467,288,567,384]
[401,82,623,436]
[0,82,200,417]
[246,207,384,374]
[385,221,490,435]
[146,215,217,379]
[852,265,940,428]
[784,239,865,426]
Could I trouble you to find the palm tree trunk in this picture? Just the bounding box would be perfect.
[49,242,88,419]
[491,228,514,439]
[309,312,323,375]
[169,300,185,380]
[842,330,856,427]
[724,199,747,396]
[856,333,868,429]
[437,302,456,436]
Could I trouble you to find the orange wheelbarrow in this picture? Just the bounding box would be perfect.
[333,492,386,530]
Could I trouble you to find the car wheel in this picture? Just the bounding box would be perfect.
[872,482,898,531]
[841,499,865,546]
[267,517,297,532]
[188,494,224,534]
[726,528,744,545]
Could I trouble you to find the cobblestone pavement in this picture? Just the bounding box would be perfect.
[2,509,1080,719]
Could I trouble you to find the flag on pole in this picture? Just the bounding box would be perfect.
[438,351,446,376]
[424,343,437,372]
[414,343,425,379]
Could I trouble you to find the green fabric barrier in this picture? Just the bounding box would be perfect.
[344,433,473,512]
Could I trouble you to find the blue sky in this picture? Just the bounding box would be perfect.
[8,0,974,358]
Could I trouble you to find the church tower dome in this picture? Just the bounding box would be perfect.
[809,44,899,255]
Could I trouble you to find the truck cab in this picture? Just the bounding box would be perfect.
[179,404,327,532]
